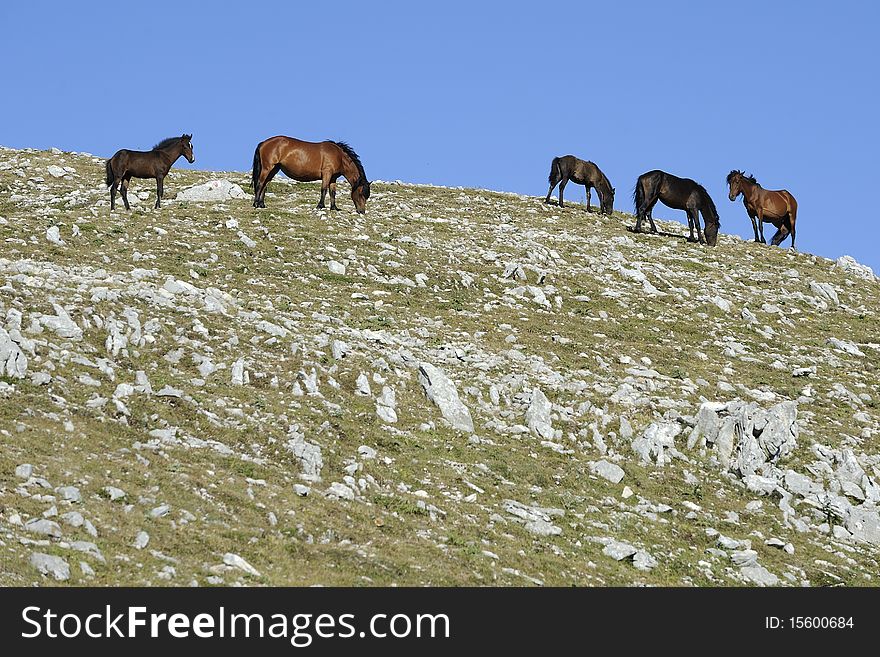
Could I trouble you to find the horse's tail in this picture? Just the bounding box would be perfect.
[548,157,561,184]
[105,159,115,188]
[633,176,644,213]
[251,143,262,190]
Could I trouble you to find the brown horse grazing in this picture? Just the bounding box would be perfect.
[633,170,720,246]
[726,170,798,249]
[252,136,370,213]
[545,155,615,214]
[105,135,194,210]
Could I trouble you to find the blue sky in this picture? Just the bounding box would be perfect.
[1,1,877,270]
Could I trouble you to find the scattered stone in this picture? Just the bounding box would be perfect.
[741,565,779,586]
[15,464,33,479]
[632,422,683,466]
[30,553,70,581]
[176,179,246,201]
[223,552,261,577]
[603,541,638,561]
[375,386,398,424]
[327,261,346,275]
[25,518,62,537]
[133,531,150,549]
[525,388,554,440]
[503,500,564,536]
[590,460,625,484]
[46,226,66,246]
[418,362,474,432]
[104,486,126,501]
[286,425,323,481]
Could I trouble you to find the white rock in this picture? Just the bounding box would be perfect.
[46,225,66,246]
[826,338,864,357]
[376,386,398,424]
[710,296,731,312]
[15,463,33,479]
[176,179,246,202]
[603,541,638,561]
[57,486,82,503]
[418,362,474,433]
[741,565,779,586]
[331,340,350,360]
[834,255,876,281]
[632,422,682,466]
[327,260,346,275]
[325,482,356,500]
[810,281,839,305]
[104,486,126,501]
[355,373,372,397]
[590,460,625,484]
[30,553,70,580]
[286,425,323,480]
[47,165,67,178]
[0,328,28,379]
[133,531,150,549]
[525,388,554,440]
[231,358,249,385]
[223,552,261,577]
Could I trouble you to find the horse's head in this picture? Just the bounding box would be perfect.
[181,134,195,164]
[726,170,744,202]
[704,220,719,246]
[601,187,616,215]
[352,178,370,214]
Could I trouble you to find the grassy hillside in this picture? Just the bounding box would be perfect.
[1,145,878,586]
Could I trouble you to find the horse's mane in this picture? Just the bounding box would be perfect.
[592,162,612,192]
[726,169,759,187]
[152,136,185,151]
[334,141,367,183]
[699,184,721,225]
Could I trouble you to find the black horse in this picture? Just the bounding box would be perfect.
[105,134,195,210]
[633,170,720,246]
[545,155,615,214]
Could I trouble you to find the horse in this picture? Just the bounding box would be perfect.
[105,134,194,210]
[545,155,615,215]
[726,170,797,249]
[632,170,720,246]
[252,136,371,213]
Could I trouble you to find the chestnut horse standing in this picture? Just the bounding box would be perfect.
[105,134,194,210]
[252,136,371,213]
[726,170,797,249]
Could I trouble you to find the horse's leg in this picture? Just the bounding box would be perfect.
[788,209,797,250]
[110,179,117,210]
[256,164,280,208]
[586,186,591,212]
[558,177,568,208]
[317,171,331,209]
[155,175,164,209]
[329,180,338,211]
[685,209,697,242]
[769,225,788,247]
[121,176,131,211]
[695,209,706,244]
[748,210,760,242]
[646,205,658,233]
[545,169,560,204]
[756,210,767,243]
